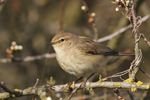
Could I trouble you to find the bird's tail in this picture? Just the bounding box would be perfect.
[104,51,135,56]
[117,52,135,56]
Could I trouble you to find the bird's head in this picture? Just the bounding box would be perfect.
[48,33,79,52]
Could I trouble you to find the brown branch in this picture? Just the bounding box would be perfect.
[58,0,66,33]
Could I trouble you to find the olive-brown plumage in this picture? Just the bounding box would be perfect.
[49,33,134,78]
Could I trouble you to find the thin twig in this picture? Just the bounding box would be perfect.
[139,68,150,80]
[113,88,126,100]
[135,33,150,46]
[97,14,150,43]
[33,79,39,88]
[68,88,77,100]
[82,0,99,41]
[140,91,150,100]
[126,90,134,100]
[58,0,66,33]
[0,53,56,63]
[102,69,129,81]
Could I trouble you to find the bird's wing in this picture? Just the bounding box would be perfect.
[77,36,118,55]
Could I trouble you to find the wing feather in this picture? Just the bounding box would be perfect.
[76,36,118,55]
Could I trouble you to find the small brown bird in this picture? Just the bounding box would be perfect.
[48,33,134,84]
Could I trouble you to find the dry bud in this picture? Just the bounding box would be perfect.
[91,12,96,17]
[88,17,94,24]
[115,7,119,11]
[6,48,13,54]
[81,6,86,11]
[115,0,120,4]
[46,97,52,100]
[18,45,23,50]
[15,45,19,50]
[56,93,61,98]
[6,54,14,58]
[10,46,15,50]
[11,41,16,46]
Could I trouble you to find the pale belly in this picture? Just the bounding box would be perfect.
[56,53,108,77]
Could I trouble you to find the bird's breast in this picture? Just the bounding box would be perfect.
[55,48,108,77]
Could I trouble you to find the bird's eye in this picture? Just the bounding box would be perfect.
[60,38,65,42]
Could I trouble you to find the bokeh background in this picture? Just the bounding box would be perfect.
[0,0,150,99]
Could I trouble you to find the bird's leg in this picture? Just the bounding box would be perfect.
[80,73,95,90]
[67,77,84,100]
[75,76,83,83]
[67,76,83,90]
[68,87,78,100]
[67,74,94,99]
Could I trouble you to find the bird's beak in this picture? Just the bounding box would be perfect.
[47,42,55,45]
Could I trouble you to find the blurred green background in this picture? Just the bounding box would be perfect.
[0,0,150,99]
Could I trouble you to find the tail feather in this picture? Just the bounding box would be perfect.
[86,50,135,56]
[103,52,135,56]
[116,52,135,56]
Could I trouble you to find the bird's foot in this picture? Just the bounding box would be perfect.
[80,80,87,91]
[67,81,76,91]
[67,82,78,100]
